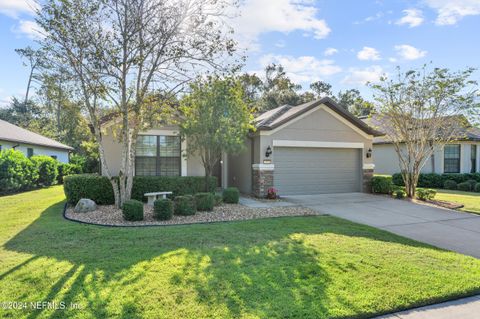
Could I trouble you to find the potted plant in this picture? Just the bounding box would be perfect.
[266,187,278,199]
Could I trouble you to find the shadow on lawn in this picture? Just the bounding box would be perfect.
[2,200,442,319]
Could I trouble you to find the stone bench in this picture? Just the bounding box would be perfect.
[145,191,173,206]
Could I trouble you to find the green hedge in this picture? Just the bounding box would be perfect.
[223,187,239,204]
[458,181,471,191]
[153,199,174,220]
[475,183,480,193]
[195,192,214,211]
[174,195,196,216]
[444,179,457,190]
[392,173,480,189]
[64,175,218,205]
[122,199,144,221]
[30,155,58,186]
[63,174,115,205]
[0,149,38,193]
[371,176,393,194]
[57,162,82,184]
[131,176,217,202]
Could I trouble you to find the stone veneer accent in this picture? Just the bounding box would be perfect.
[252,164,274,198]
[362,168,374,193]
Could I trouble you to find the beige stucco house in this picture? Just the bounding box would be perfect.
[101,98,382,197]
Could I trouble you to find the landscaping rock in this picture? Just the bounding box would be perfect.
[74,198,97,213]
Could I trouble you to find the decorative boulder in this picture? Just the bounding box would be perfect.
[74,198,97,213]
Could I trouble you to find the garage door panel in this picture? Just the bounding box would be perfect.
[274,147,361,195]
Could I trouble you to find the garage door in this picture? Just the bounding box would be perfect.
[274,147,361,195]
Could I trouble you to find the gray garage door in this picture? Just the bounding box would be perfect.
[274,147,361,195]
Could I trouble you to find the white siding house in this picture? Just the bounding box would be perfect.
[0,119,73,163]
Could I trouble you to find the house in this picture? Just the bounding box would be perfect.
[101,97,382,197]
[362,114,480,175]
[0,119,73,163]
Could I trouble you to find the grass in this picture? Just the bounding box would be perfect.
[434,189,480,214]
[1,187,480,319]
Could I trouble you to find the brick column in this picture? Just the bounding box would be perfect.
[252,164,274,198]
[362,164,375,193]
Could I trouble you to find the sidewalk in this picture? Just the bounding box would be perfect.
[238,196,298,208]
[376,295,480,319]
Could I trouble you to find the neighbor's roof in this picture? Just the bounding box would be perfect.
[0,119,74,151]
[362,114,480,144]
[254,97,383,136]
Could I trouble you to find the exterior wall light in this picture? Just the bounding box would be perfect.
[265,146,272,158]
[366,148,372,158]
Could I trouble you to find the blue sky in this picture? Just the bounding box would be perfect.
[1,0,480,106]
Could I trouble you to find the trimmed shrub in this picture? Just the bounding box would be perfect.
[214,194,223,206]
[392,173,404,186]
[153,199,174,220]
[30,155,58,186]
[57,162,82,184]
[458,181,471,192]
[417,188,436,201]
[443,179,457,190]
[475,183,480,193]
[371,175,393,194]
[0,149,38,193]
[223,187,239,204]
[195,192,214,211]
[63,174,115,205]
[417,174,444,188]
[392,188,406,199]
[174,195,196,215]
[122,199,144,221]
[467,179,477,189]
[131,176,217,202]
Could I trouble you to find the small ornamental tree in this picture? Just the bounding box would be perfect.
[180,76,254,191]
[370,66,479,198]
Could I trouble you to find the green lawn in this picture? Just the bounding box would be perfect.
[1,187,480,319]
[434,189,480,214]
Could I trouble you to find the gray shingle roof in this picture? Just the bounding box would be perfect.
[0,119,74,151]
[254,97,383,136]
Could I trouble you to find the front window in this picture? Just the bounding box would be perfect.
[472,145,477,173]
[27,148,33,158]
[444,144,460,173]
[135,135,181,176]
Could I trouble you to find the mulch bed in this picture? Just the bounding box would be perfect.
[65,203,319,227]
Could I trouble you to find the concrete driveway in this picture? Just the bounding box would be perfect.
[284,193,480,258]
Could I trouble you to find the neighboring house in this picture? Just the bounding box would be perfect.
[362,114,480,175]
[101,98,382,197]
[0,119,73,163]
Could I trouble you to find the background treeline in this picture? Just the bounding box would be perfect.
[0,48,373,169]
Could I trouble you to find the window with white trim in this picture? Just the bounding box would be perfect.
[444,144,460,173]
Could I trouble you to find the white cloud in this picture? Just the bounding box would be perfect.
[258,54,342,83]
[233,0,330,50]
[275,40,286,48]
[396,9,424,27]
[0,0,38,18]
[389,57,397,63]
[394,44,427,60]
[342,66,384,85]
[425,0,480,25]
[11,20,44,39]
[324,47,338,56]
[357,47,381,61]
